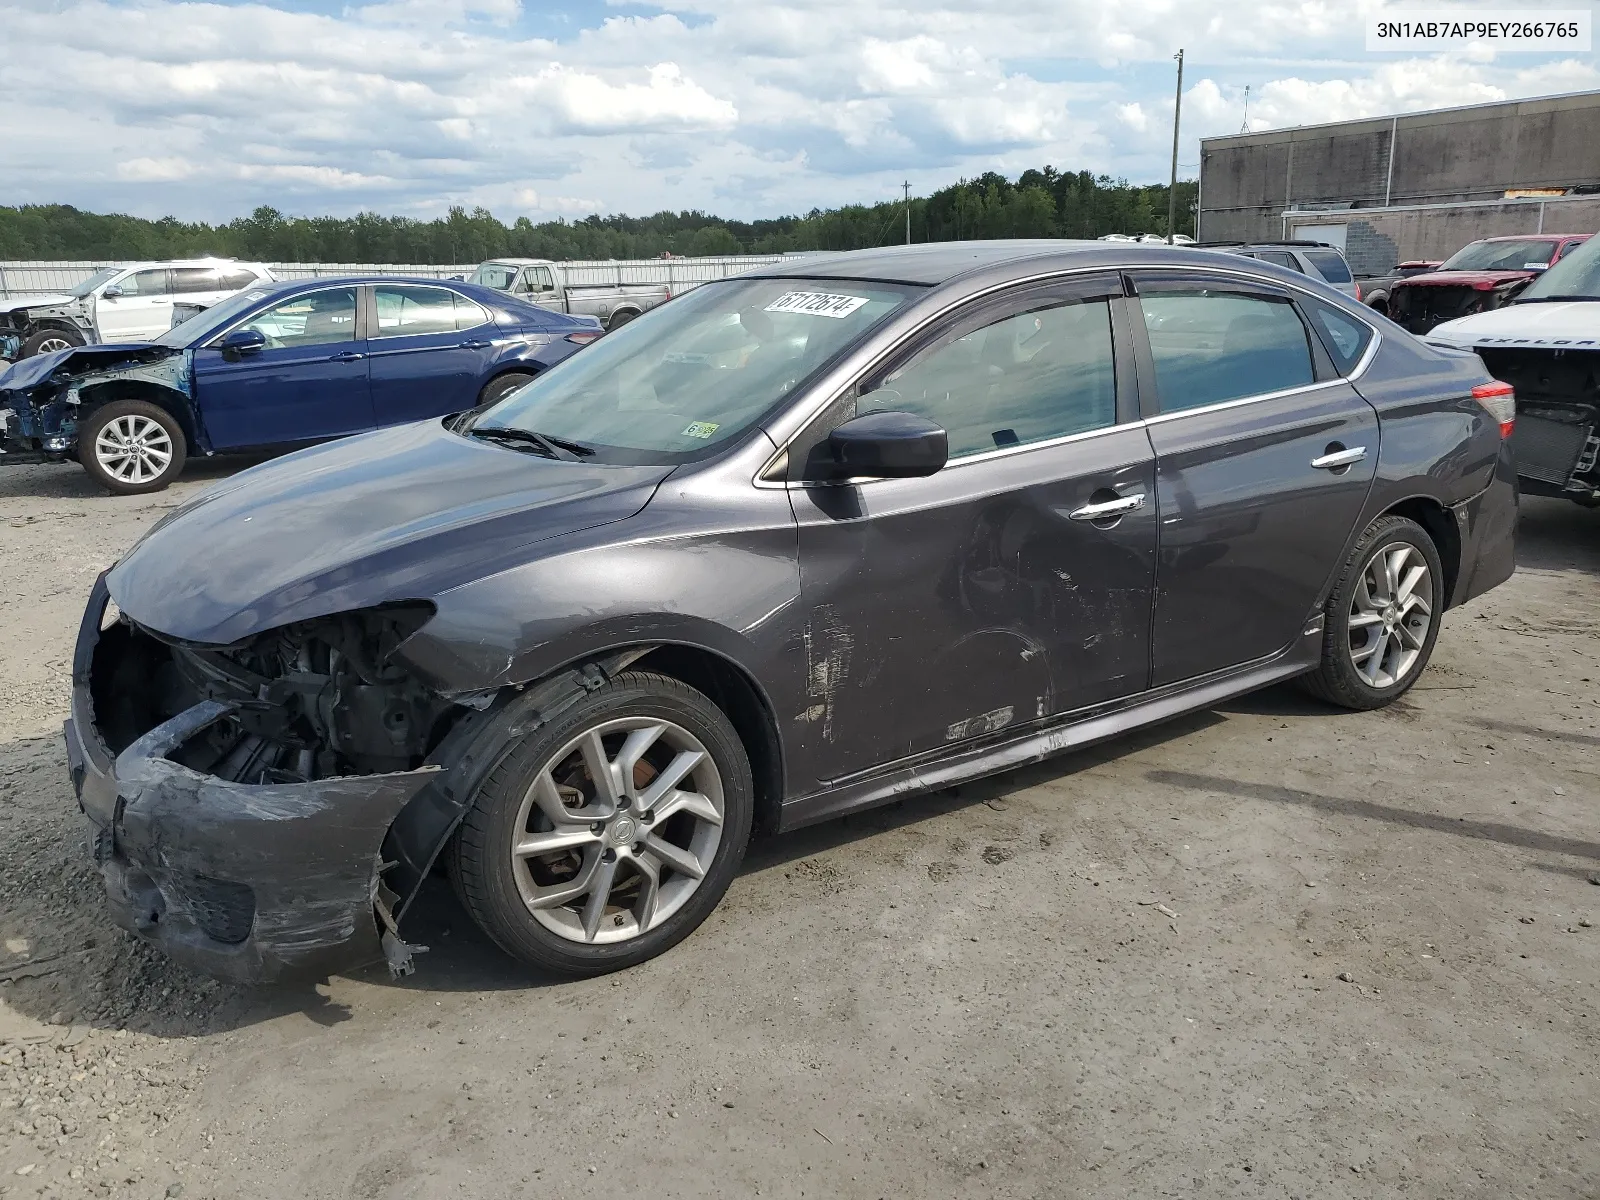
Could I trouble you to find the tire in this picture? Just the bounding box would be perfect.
[77,399,188,495]
[448,670,755,976]
[1298,514,1444,710]
[477,371,535,408]
[22,326,86,358]
[607,309,638,331]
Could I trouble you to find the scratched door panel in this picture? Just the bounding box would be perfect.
[788,426,1157,784]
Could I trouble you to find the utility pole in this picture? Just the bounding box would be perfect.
[1167,49,1184,244]
[903,180,911,244]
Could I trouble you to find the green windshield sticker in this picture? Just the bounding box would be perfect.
[682,421,721,439]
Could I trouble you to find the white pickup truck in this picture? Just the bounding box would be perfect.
[467,259,670,331]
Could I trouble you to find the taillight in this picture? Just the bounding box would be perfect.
[1471,380,1515,439]
[565,331,603,345]
[1353,281,1362,302]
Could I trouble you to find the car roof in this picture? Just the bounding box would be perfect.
[117,258,268,268]
[246,274,595,326]
[1475,234,1586,243]
[741,239,1190,285]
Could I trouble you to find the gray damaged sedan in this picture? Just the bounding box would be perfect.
[67,241,1518,982]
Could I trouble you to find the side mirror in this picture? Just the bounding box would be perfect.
[101,285,124,300]
[822,410,948,480]
[219,327,266,358]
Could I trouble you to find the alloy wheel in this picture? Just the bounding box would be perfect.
[94,414,174,485]
[510,716,725,945]
[33,335,73,355]
[1346,541,1433,688]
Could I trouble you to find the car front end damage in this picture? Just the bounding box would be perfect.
[67,572,645,983]
[0,294,98,358]
[1389,273,1537,335]
[0,346,190,464]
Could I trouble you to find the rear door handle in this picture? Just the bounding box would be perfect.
[1311,446,1367,470]
[329,351,366,363]
[1069,493,1145,521]
[457,339,493,349]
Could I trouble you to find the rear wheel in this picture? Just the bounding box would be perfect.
[477,371,535,408]
[607,309,638,331]
[1299,514,1443,710]
[77,400,187,494]
[22,326,85,358]
[448,671,754,976]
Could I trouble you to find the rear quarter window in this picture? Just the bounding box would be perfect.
[1303,250,1353,284]
[1301,299,1374,374]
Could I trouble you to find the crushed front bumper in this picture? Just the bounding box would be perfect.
[65,576,440,984]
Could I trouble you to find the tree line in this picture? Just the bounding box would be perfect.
[0,169,1197,263]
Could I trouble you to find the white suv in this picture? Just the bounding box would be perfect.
[0,259,276,359]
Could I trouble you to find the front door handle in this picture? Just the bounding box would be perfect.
[1311,446,1367,470]
[1069,493,1145,521]
[328,351,366,363]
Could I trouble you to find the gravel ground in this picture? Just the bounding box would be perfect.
[1,456,1597,1200]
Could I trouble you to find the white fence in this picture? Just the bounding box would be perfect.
[0,255,800,299]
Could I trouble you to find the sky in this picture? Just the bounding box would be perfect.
[1,0,1596,223]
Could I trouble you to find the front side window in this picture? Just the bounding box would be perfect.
[528,267,555,293]
[117,269,170,297]
[860,294,1117,459]
[1141,288,1316,413]
[375,286,459,337]
[237,288,358,348]
[474,276,923,464]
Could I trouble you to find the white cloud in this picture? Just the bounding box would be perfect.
[0,0,1592,222]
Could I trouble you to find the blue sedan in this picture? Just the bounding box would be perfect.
[0,276,602,493]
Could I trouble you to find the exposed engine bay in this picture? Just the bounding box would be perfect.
[1478,346,1600,503]
[91,603,466,781]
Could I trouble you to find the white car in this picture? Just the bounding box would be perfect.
[0,259,276,359]
[1426,233,1600,508]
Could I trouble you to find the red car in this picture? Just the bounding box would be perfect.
[1388,234,1591,334]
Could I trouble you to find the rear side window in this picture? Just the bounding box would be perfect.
[375,285,459,337]
[1302,299,1374,374]
[1140,289,1316,413]
[1255,250,1302,271]
[1303,250,1353,284]
[171,268,221,294]
[220,268,262,290]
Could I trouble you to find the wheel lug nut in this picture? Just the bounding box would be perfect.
[590,822,604,834]
[602,849,616,863]
[640,810,653,824]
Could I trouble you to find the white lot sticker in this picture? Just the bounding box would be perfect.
[764,291,870,318]
[682,421,720,439]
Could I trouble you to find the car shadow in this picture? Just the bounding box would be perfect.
[1515,495,1600,575]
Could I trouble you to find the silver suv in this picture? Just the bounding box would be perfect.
[1196,241,1361,301]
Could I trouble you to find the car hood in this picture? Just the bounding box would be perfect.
[108,419,674,645]
[1426,301,1600,350]
[0,343,174,394]
[1397,269,1536,289]
[0,293,75,314]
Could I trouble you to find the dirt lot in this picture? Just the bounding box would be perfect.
[1,456,1596,1200]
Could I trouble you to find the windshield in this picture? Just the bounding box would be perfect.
[1518,235,1600,301]
[155,284,280,348]
[70,267,122,298]
[470,263,523,290]
[471,276,925,464]
[1439,238,1560,272]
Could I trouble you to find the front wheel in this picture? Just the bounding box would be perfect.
[448,671,754,976]
[77,400,187,494]
[1298,514,1444,710]
[22,326,86,358]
